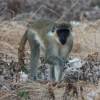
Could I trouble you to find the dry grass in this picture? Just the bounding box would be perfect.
[0,20,100,58]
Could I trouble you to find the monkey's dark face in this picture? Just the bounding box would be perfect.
[56,28,70,45]
[51,23,72,45]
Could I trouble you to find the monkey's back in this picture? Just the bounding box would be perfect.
[27,19,55,45]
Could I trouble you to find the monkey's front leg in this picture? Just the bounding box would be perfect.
[53,64,63,82]
[46,56,64,82]
[54,58,64,82]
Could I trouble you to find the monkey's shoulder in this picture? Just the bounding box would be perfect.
[26,28,51,49]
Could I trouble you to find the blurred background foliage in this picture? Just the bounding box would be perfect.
[0,0,100,21]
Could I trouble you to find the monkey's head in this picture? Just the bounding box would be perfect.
[52,23,72,45]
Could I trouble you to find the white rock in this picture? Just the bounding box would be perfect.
[67,58,82,70]
[19,71,28,82]
[87,91,96,100]
[70,21,80,26]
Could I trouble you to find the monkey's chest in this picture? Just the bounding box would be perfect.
[47,40,66,55]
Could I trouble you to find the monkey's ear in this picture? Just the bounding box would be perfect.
[47,23,56,33]
[51,24,57,32]
[51,26,55,32]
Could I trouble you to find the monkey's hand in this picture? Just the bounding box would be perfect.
[45,56,65,66]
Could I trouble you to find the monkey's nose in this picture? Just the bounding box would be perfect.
[60,38,66,45]
[61,41,66,45]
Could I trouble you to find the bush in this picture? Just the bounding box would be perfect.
[7,0,25,17]
[91,0,100,7]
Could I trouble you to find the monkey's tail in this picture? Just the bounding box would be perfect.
[18,30,28,70]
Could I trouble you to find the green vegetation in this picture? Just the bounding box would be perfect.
[17,89,30,100]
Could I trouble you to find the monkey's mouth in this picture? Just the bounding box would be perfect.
[57,29,70,45]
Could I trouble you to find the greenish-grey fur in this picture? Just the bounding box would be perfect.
[27,19,71,45]
[27,19,55,44]
[18,19,73,81]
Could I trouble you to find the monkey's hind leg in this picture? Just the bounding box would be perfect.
[27,31,40,80]
[30,45,40,80]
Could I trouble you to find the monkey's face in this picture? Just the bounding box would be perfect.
[56,28,70,45]
[55,23,71,45]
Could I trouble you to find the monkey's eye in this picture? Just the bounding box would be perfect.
[57,29,70,36]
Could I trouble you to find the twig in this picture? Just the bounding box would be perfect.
[28,4,60,20]
[56,0,80,22]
